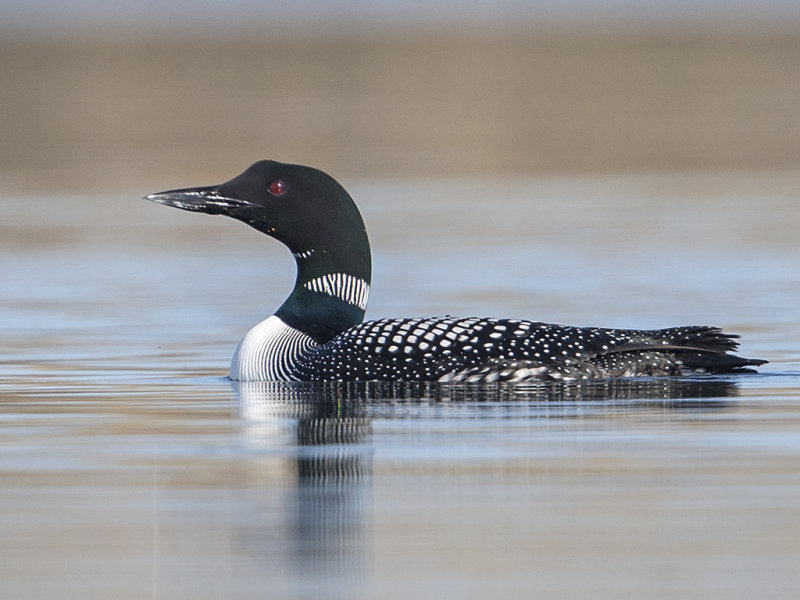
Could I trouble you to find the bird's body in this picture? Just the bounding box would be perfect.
[231,314,757,383]
[146,160,765,382]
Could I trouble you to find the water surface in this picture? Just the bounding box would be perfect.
[2,172,799,598]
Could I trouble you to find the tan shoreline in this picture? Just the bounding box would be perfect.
[2,30,799,192]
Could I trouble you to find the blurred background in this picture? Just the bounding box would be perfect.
[3,7,799,599]
[1,0,799,193]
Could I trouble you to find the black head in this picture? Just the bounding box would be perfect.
[145,160,371,280]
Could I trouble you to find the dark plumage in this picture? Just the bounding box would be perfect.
[293,319,758,382]
[145,160,766,382]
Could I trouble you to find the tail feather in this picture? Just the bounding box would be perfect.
[633,326,741,353]
[670,349,767,374]
[606,326,765,375]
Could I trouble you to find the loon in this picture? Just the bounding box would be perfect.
[146,160,766,383]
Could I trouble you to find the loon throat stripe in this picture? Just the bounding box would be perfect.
[304,273,369,310]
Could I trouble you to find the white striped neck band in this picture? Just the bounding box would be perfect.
[303,273,370,311]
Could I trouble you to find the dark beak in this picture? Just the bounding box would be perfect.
[144,186,256,215]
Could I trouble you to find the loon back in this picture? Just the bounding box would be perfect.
[145,160,766,382]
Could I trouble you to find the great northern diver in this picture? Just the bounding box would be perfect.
[146,160,766,382]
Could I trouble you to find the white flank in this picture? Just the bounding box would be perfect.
[303,273,369,310]
[230,315,317,381]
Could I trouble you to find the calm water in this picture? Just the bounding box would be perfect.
[2,172,799,599]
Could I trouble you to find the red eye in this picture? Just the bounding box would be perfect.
[268,180,286,196]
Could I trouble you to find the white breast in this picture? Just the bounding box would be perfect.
[229,315,317,381]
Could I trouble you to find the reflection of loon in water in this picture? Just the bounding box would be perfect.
[146,160,765,383]
[234,382,372,581]
[236,378,746,412]
[231,378,739,587]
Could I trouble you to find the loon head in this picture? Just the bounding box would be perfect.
[145,160,372,342]
[145,160,370,273]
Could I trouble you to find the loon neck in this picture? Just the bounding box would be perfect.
[275,241,372,344]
